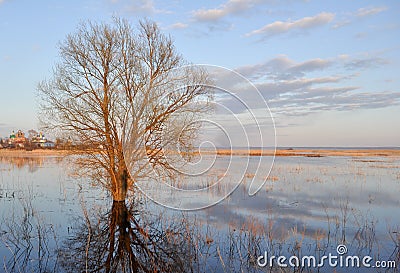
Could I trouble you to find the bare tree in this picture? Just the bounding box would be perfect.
[27,129,38,140]
[38,18,210,201]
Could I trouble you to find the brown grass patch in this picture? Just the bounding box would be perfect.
[0,149,71,157]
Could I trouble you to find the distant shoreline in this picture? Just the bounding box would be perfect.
[0,149,71,157]
[211,148,400,157]
[1,148,400,157]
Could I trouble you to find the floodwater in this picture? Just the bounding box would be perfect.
[0,154,399,272]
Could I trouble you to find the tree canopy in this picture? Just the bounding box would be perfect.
[38,18,210,201]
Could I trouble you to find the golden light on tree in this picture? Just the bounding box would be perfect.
[38,18,211,201]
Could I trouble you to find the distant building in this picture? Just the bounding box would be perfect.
[31,132,47,147]
[31,132,56,149]
[9,130,26,148]
[40,141,56,148]
[1,130,56,149]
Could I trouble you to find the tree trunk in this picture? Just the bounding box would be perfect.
[112,169,128,201]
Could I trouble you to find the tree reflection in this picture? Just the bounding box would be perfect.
[59,200,195,273]
[2,194,399,273]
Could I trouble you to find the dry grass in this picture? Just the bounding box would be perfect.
[266,175,279,181]
[0,149,71,157]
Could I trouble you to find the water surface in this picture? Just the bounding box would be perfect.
[0,154,399,272]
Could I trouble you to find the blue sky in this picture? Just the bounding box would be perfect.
[0,0,399,147]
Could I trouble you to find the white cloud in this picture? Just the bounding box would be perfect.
[271,90,400,114]
[192,0,264,22]
[344,56,389,70]
[129,0,155,14]
[2,55,11,62]
[112,0,169,15]
[246,12,335,39]
[288,58,332,76]
[231,54,396,116]
[333,6,387,29]
[332,20,351,29]
[192,8,225,22]
[237,53,389,82]
[236,55,333,80]
[251,76,348,101]
[169,22,189,30]
[356,6,387,17]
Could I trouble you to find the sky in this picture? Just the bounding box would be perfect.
[0,0,399,147]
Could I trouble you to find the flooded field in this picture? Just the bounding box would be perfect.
[0,152,399,272]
